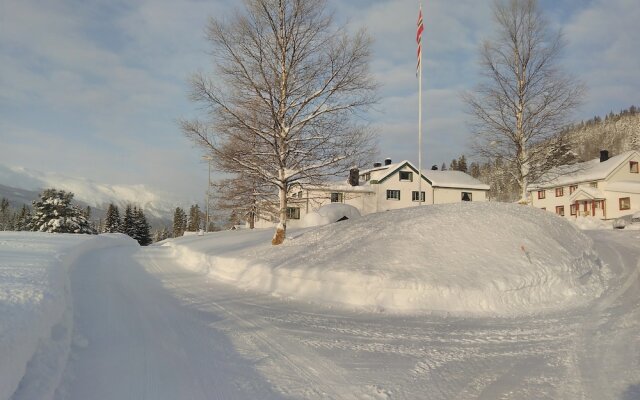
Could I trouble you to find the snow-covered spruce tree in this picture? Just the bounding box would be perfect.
[173,207,187,237]
[187,204,202,232]
[29,189,96,234]
[103,203,121,233]
[464,0,584,202]
[181,0,378,244]
[15,204,31,231]
[120,204,136,238]
[133,207,152,246]
[0,197,14,231]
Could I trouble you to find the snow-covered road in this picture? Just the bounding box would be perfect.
[55,230,640,399]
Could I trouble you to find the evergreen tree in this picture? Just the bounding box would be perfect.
[187,204,202,232]
[104,203,121,233]
[450,159,458,171]
[15,205,31,231]
[441,162,447,171]
[153,226,171,243]
[133,207,152,246]
[457,155,468,173]
[469,162,481,179]
[121,204,136,238]
[0,198,13,231]
[29,189,95,234]
[173,207,187,237]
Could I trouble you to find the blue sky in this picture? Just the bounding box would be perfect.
[1,0,638,202]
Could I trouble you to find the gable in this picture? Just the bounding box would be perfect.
[377,162,433,185]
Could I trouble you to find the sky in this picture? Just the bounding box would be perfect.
[1,0,638,203]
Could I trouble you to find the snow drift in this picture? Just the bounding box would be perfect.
[0,233,137,400]
[301,203,361,227]
[167,202,607,316]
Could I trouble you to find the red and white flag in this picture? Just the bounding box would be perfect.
[416,7,424,76]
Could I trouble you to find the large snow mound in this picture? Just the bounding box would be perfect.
[0,233,137,400]
[167,202,607,316]
[302,203,361,227]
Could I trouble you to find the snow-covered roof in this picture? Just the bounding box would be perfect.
[303,181,375,193]
[370,161,490,190]
[529,150,639,190]
[422,170,490,190]
[570,187,605,200]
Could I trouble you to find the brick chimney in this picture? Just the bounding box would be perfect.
[384,158,392,166]
[600,150,609,162]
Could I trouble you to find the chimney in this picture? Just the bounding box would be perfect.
[373,162,382,168]
[384,158,392,166]
[348,168,359,186]
[600,150,609,162]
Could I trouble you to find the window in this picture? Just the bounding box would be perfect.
[412,191,425,202]
[286,207,300,219]
[570,204,577,216]
[537,190,546,199]
[461,192,472,201]
[297,191,303,198]
[619,197,631,210]
[330,192,343,203]
[590,182,598,188]
[386,190,401,200]
[399,171,413,181]
[631,161,639,173]
[555,187,564,197]
[556,206,565,216]
[363,173,370,181]
[541,207,546,211]
[569,185,577,194]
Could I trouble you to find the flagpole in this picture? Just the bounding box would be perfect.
[417,2,423,205]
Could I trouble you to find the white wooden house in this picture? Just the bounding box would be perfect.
[255,159,490,227]
[527,150,640,219]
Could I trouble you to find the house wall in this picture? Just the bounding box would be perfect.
[530,182,603,218]
[433,187,488,204]
[529,153,640,219]
[371,165,435,211]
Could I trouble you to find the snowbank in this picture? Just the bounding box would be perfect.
[301,203,361,227]
[572,216,613,230]
[0,233,137,400]
[167,202,607,316]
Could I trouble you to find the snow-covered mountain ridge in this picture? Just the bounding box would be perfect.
[0,164,184,219]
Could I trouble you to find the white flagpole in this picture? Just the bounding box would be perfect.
[418,2,423,205]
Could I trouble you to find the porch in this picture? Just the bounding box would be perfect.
[570,187,606,219]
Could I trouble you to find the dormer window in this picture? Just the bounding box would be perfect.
[631,161,639,173]
[399,171,413,182]
[590,182,598,188]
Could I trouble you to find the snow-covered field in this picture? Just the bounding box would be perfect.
[165,203,607,315]
[1,202,640,399]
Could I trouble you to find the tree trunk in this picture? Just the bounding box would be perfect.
[271,187,287,245]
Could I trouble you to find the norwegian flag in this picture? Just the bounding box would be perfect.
[416,7,424,76]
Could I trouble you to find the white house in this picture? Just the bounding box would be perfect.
[527,150,640,220]
[255,159,490,227]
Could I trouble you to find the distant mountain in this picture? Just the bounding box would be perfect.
[0,164,187,222]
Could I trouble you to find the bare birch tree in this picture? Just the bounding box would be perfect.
[181,0,377,244]
[212,174,278,229]
[464,0,584,202]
